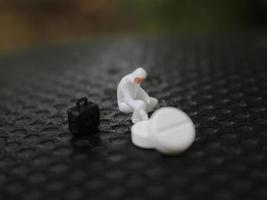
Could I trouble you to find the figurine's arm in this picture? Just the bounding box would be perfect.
[137,87,151,102]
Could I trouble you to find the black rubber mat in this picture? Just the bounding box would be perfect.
[0,36,266,200]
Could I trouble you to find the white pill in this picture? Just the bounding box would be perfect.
[131,120,153,149]
[150,107,195,155]
[131,107,196,155]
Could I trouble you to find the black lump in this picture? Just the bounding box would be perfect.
[67,97,100,135]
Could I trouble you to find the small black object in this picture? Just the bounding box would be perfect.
[67,97,100,135]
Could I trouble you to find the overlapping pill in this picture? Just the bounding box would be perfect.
[131,107,195,155]
[150,107,195,155]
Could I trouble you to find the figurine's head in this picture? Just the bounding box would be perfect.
[132,68,147,84]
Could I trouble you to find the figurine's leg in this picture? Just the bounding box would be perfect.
[118,101,134,113]
[119,100,146,113]
[132,109,148,123]
[146,97,158,113]
[131,100,148,123]
[132,100,146,111]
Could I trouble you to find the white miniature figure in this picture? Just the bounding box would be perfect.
[131,107,196,155]
[117,68,158,123]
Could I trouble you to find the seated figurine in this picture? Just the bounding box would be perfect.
[117,67,158,123]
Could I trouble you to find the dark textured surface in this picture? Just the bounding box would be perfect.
[0,36,267,200]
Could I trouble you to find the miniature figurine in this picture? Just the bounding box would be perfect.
[131,107,196,155]
[117,68,158,123]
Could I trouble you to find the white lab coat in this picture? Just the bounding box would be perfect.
[117,69,158,123]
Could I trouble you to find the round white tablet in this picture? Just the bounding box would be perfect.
[131,120,153,149]
[149,107,195,155]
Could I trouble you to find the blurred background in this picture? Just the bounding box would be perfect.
[0,0,267,52]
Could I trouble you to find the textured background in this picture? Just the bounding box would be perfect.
[0,36,267,200]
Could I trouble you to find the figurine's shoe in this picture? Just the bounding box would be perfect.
[131,116,142,124]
